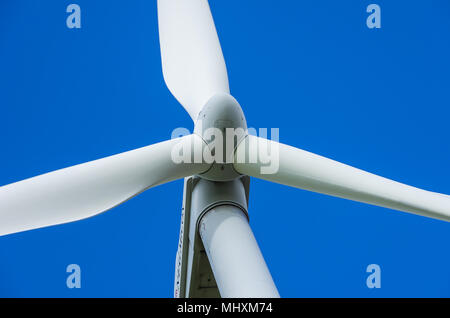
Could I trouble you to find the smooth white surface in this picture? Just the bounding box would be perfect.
[0,135,209,236]
[234,135,450,222]
[199,205,280,298]
[157,0,229,120]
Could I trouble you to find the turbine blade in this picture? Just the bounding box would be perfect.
[157,0,229,120]
[0,135,209,236]
[234,135,450,222]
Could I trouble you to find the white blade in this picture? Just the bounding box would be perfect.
[157,0,229,120]
[0,135,209,236]
[234,135,450,222]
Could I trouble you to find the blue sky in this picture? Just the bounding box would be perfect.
[0,0,449,297]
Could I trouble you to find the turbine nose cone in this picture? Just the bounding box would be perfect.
[194,93,247,132]
[194,93,248,181]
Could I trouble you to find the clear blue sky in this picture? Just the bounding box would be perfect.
[0,0,449,297]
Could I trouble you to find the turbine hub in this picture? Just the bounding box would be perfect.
[194,93,247,181]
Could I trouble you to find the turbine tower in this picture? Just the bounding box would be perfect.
[0,0,449,298]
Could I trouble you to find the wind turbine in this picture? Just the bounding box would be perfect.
[0,0,449,298]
